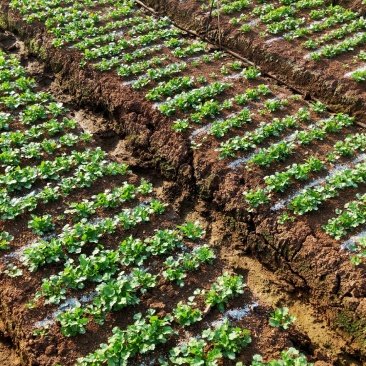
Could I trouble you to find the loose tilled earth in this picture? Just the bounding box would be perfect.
[0,0,366,365]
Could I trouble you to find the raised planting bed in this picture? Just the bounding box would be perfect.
[140,0,366,121]
[0,46,322,366]
[0,0,365,363]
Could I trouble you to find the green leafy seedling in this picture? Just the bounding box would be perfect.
[0,231,14,250]
[177,221,205,240]
[269,307,296,329]
[4,264,23,277]
[173,296,202,326]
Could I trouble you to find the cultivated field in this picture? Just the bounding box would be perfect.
[0,0,365,365]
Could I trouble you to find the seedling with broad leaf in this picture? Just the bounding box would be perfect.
[173,296,202,326]
[269,307,296,329]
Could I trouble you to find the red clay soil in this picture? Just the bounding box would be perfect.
[140,0,366,122]
[0,2,365,364]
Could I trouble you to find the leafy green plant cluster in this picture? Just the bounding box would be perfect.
[133,62,188,90]
[196,272,246,312]
[0,231,14,250]
[173,296,202,326]
[0,118,81,166]
[241,66,261,80]
[241,113,353,167]
[57,304,89,337]
[333,133,366,159]
[120,229,183,265]
[351,69,366,82]
[266,156,324,190]
[28,214,55,235]
[56,269,157,335]
[221,0,250,15]
[323,193,366,240]
[209,84,272,138]
[177,221,206,239]
[306,17,366,50]
[21,200,166,271]
[267,17,305,35]
[287,5,357,40]
[64,180,152,220]
[243,128,366,212]
[146,76,196,101]
[4,263,23,277]
[310,32,366,60]
[159,82,232,116]
[249,347,313,366]
[39,228,186,303]
[77,309,174,365]
[163,244,216,286]
[94,45,163,71]
[50,222,211,333]
[0,149,129,220]
[311,101,327,113]
[40,248,121,304]
[210,108,252,138]
[163,319,251,365]
[250,0,327,36]
[243,156,325,210]
[116,55,168,77]
[269,307,296,329]
[218,114,298,159]
[82,28,181,60]
[349,237,366,266]
[172,41,207,58]
[264,98,289,113]
[9,0,222,108]
[288,161,366,215]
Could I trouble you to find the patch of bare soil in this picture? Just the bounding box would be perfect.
[0,319,21,366]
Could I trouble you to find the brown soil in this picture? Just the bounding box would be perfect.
[0,318,21,366]
[0,1,365,365]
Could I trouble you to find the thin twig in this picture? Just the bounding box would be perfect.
[134,0,157,14]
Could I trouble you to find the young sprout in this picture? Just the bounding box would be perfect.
[241,24,251,33]
[269,307,296,329]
